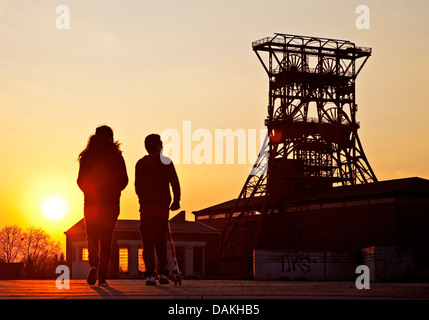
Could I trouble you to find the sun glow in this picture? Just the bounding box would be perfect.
[42,196,68,221]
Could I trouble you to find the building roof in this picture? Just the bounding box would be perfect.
[192,177,429,216]
[192,199,241,216]
[65,210,219,235]
[192,197,264,216]
[288,176,429,202]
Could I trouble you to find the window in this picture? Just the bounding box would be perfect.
[138,248,146,273]
[212,213,225,219]
[119,248,129,273]
[82,248,89,261]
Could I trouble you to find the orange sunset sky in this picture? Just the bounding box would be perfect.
[1,0,429,250]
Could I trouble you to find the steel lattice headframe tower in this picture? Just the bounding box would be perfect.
[219,33,377,277]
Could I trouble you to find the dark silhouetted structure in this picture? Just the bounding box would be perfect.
[196,177,429,280]
[219,33,379,277]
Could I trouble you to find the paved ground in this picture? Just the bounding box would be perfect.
[0,279,428,300]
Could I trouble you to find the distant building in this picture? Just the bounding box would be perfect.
[64,211,219,279]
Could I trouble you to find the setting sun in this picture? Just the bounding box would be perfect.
[42,196,68,221]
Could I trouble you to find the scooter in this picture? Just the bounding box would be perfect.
[167,222,182,285]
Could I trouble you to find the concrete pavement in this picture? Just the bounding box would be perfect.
[0,279,428,300]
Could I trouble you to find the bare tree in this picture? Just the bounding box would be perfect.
[22,226,62,278]
[0,225,24,263]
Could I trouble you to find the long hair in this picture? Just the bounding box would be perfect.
[78,126,122,162]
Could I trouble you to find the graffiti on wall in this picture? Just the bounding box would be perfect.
[281,254,317,273]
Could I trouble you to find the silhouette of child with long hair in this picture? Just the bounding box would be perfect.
[135,134,181,285]
[77,125,128,286]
